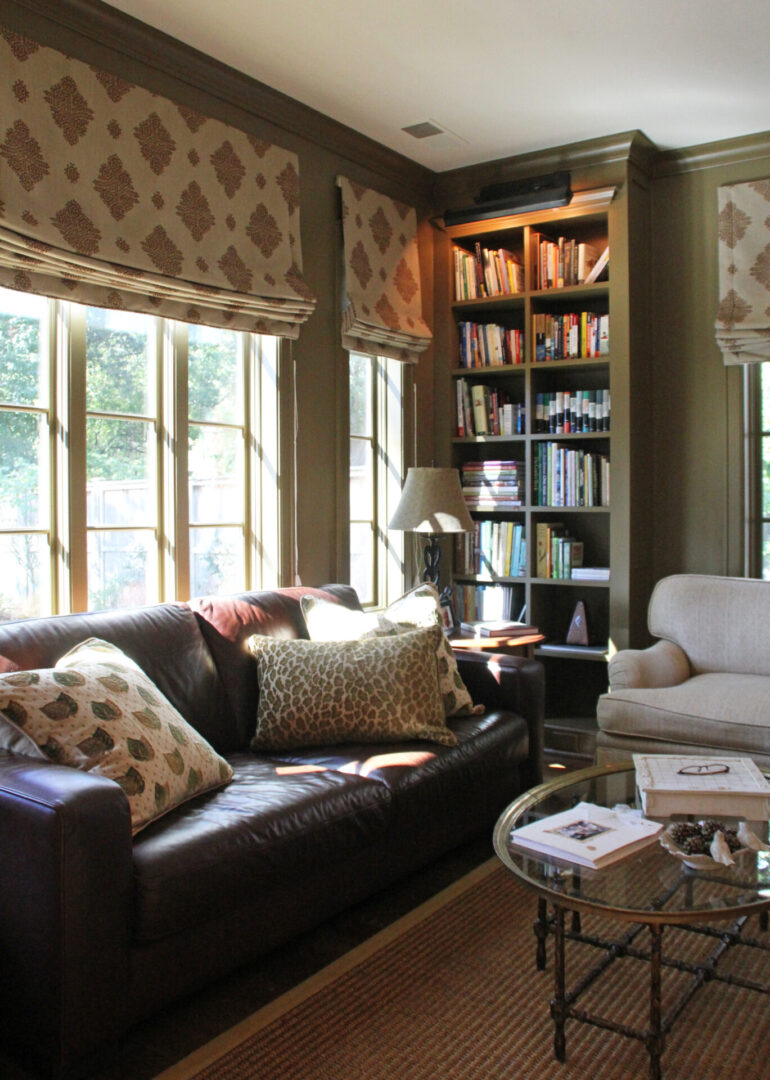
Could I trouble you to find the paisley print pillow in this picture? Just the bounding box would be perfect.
[247,625,456,751]
[301,583,482,718]
[0,638,233,834]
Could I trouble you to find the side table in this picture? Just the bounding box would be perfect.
[449,631,545,661]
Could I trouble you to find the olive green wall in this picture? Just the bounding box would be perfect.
[650,134,770,582]
[0,0,436,590]
[4,0,769,597]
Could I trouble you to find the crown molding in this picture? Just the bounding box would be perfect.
[433,130,657,207]
[653,130,770,178]
[0,0,434,199]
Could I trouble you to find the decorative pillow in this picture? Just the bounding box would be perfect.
[301,583,482,718]
[0,638,233,834]
[247,625,456,751]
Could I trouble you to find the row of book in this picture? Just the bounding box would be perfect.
[457,321,524,368]
[533,443,610,507]
[455,520,527,579]
[532,233,609,290]
[535,522,584,579]
[461,460,524,510]
[456,380,525,438]
[452,583,521,624]
[533,311,609,362]
[534,389,610,433]
[453,244,524,301]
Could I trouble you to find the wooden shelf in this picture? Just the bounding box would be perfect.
[442,174,652,723]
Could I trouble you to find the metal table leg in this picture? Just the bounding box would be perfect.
[550,904,567,1062]
[647,923,665,1080]
[535,896,548,970]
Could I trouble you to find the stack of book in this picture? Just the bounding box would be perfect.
[456,380,524,437]
[532,233,605,290]
[457,322,523,368]
[571,566,609,580]
[533,443,610,507]
[453,244,524,300]
[455,520,526,579]
[535,521,583,579]
[633,754,770,818]
[510,801,662,870]
[460,618,537,638]
[452,583,519,623]
[461,460,524,510]
[532,311,609,362]
[534,389,610,434]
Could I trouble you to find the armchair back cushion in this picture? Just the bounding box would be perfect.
[648,574,770,677]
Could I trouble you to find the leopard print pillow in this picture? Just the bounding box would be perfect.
[301,583,482,718]
[246,625,456,751]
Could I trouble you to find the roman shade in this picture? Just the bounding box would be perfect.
[338,175,431,363]
[0,26,315,336]
[715,178,770,364]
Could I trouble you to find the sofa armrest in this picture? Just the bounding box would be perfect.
[608,639,691,692]
[0,752,134,1077]
[455,651,545,788]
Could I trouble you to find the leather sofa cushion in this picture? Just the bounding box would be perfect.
[131,753,391,942]
[189,586,362,751]
[597,672,770,756]
[0,603,231,749]
[275,709,529,851]
[0,638,233,834]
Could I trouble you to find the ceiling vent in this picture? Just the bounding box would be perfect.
[402,121,445,139]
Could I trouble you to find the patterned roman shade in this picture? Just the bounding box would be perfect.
[338,176,431,363]
[0,26,315,336]
[716,178,770,364]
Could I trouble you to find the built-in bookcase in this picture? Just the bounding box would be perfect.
[439,180,652,721]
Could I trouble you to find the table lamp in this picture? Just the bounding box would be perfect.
[388,467,474,586]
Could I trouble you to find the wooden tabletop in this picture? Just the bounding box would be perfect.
[449,632,545,650]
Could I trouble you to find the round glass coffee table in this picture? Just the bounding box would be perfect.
[493,761,770,1080]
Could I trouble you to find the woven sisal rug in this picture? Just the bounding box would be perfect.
[154,859,770,1080]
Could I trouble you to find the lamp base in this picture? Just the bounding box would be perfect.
[421,535,440,586]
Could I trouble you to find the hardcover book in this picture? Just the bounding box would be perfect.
[510,801,662,869]
[634,754,770,819]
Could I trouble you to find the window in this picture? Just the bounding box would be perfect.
[756,363,770,577]
[0,286,283,621]
[349,353,405,608]
[746,361,770,579]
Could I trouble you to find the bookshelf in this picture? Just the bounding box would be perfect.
[438,178,652,721]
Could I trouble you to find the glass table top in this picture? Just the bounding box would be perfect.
[493,761,770,923]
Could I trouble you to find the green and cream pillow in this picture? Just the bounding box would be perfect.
[301,583,482,718]
[0,638,233,834]
[247,626,456,751]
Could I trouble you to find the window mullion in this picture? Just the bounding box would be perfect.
[60,302,87,614]
[243,331,255,591]
[163,320,189,600]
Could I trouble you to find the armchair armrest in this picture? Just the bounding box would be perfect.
[0,751,134,1078]
[608,639,691,692]
[454,651,544,788]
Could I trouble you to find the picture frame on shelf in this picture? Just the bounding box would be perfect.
[439,594,457,634]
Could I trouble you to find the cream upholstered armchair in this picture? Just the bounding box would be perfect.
[596,575,770,768]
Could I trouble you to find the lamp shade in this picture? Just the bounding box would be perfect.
[388,467,474,534]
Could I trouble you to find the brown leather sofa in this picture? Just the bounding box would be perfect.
[0,585,543,1079]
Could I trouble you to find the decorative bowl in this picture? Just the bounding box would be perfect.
[659,825,747,869]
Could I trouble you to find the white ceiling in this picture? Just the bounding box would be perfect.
[105,0,770,172]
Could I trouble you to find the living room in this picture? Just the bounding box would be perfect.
[1,2,769,1079]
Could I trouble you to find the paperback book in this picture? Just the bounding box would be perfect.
[509,801,662,869]
[460,619,537,638]
[633,754,770,819]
